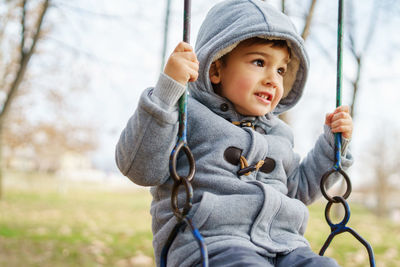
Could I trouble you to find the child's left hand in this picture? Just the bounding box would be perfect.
[325,105,353,139]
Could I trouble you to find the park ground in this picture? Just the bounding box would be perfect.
[0,171,399,267]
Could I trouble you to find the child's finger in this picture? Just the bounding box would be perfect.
[335,105,350,114]
[331,118,352,129]
[331,124,353,138]
[176,51,199,64]
[187,66,199,82]
[187,60,199,71]
[332,111,351,122]
[331,125,352,138]
[331,123,351,131]
[174,41,194,53]
[325,113,333,125]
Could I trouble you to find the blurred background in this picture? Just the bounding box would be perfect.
[0,0,399,266]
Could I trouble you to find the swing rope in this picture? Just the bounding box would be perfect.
[319,1,376,266]
[160,0,208,266]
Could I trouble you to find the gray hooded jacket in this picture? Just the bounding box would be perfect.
[115,0,353,266]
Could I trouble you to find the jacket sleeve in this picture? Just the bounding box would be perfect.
[285,124,353,205]
[115,73,186,186]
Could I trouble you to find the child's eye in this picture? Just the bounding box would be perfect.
[252,59,265,67]
[277,67,286,76]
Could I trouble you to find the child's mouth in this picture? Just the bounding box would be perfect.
[255,92,273,103]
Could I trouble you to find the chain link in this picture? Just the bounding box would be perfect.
[320,168,351,203]
[319,1,375,266]
[160,1,208,266]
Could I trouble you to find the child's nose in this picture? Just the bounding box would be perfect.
[261,70,279,88]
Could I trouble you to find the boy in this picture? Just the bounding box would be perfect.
[115,0,353,266]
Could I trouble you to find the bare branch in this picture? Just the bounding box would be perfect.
[346,0,358,59]
[345,0,379,120]
[0,0,50,124]
[161,0,172,71]
[301,0,318,41]
[349,56,361,119]
[311,34,335,62]
[21,0,27,57]
[363,0,380,52]
[55,2,131,20]
[0,2,16,44]
[29,0,50,57]
[280,0,318,124]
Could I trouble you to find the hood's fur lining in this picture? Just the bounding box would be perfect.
[211,36,300,98]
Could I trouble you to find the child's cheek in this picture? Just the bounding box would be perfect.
[236,76,253,92]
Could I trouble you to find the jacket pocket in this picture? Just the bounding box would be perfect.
[190,192,261,238]
[249,183,309,253]
[269,194,309,240]
[190,192,217,230]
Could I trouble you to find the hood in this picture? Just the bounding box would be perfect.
[189,0,309,116]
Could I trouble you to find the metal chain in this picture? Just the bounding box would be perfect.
[319,1,375,266]
[160,1,208,266]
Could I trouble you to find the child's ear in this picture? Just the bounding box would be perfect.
[209,60,222,84]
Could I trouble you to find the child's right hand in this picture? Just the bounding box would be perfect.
[325,105,353,139]
[164,42,199,86]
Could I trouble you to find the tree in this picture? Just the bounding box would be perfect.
[161,0,172,71]
[2,96,97,173]
[0,0,99,199]
[0,0,50,199]
[279,0,319,124]
[345,0,380,120]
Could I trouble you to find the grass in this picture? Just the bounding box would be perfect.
[0,185,154,267]
[306,201,400,267]
[0,173,399,267]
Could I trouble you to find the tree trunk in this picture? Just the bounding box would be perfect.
[376,167,388,216]
[301,0,318,40]
[350,56,361,119]
[161,0,172,71]
[0,0,50,199]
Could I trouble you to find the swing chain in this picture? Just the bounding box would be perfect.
[318,194,376,267]
[319,166,376,267]
[320,167,351,203]
[160,1,208,266]
[170,141,195,220]
[319,1,375,266]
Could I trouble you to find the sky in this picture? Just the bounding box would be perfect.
[28,0,400,187]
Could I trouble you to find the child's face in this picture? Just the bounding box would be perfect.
[210,42,290,116]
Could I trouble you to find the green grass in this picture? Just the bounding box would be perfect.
[306,201,400,267]
[0,186,154,267]
[0,175,399,267]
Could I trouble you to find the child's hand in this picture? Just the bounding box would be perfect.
[325,105,353,139]
[164,42,199,86]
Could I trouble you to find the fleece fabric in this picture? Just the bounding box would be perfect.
[115,0,353,266]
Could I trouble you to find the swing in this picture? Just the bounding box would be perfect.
[318,1,375,266]
[160,1,376,266]
[160,1,207,266]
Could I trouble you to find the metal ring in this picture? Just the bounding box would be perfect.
[324,196,350,228]
[320,167,352,203]
[171,178,193,220]
[170,140,196,183]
